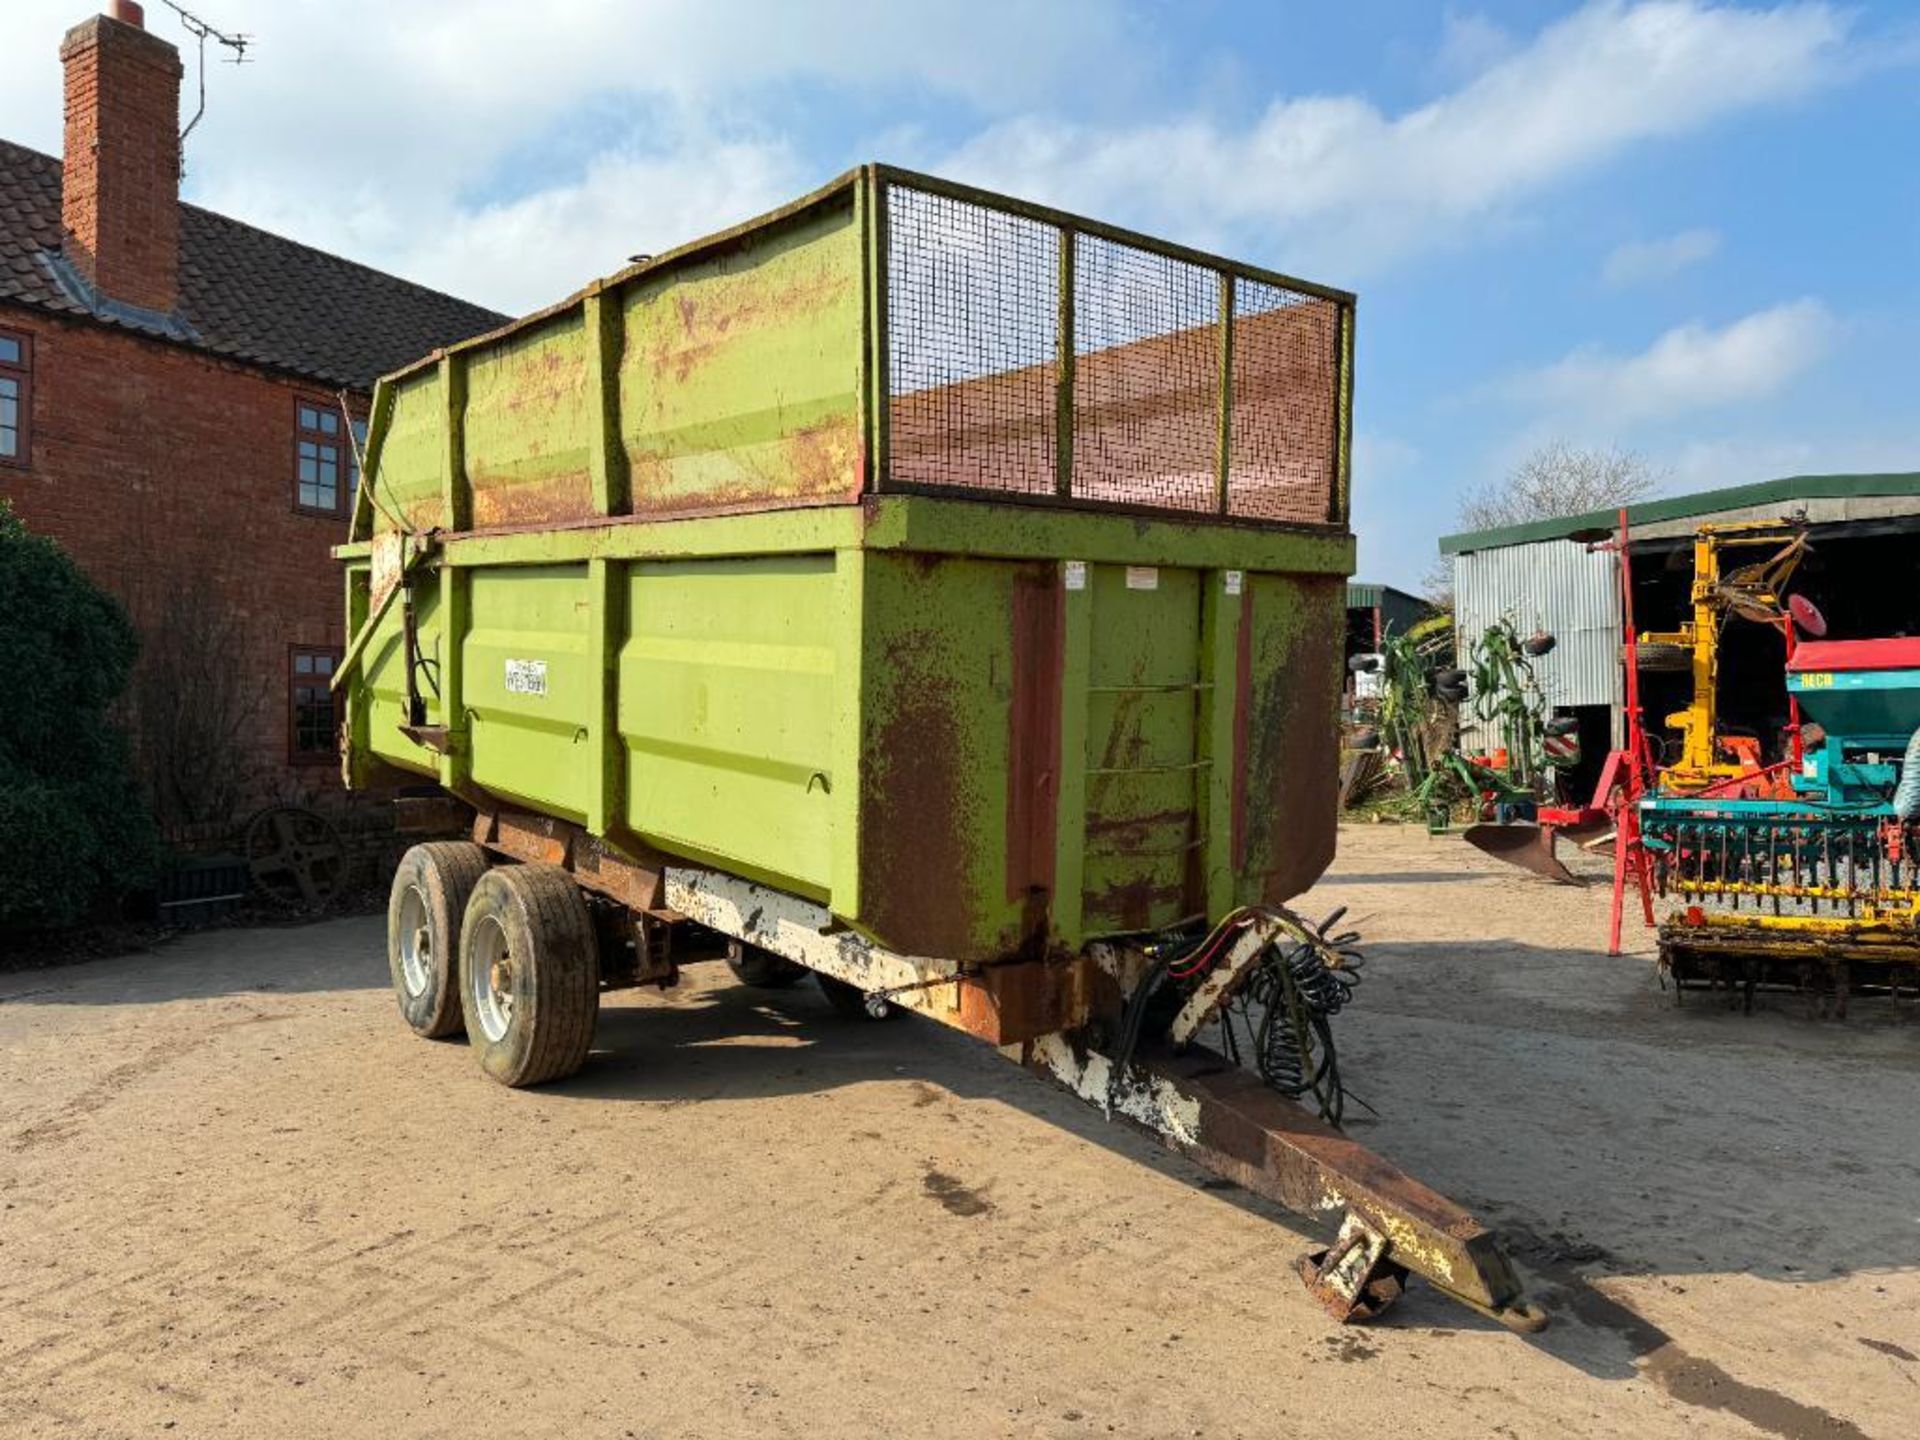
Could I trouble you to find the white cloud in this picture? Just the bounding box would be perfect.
[0,0,1141,311]
[941,2,1851,273]
[1602,228,1722,286]
[0,2,1874,313]
[202,130,808,315]
[1664,431,1920,491]
[1503,299,1838,423]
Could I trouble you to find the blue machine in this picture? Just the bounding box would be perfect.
[1643,637,1920,1006]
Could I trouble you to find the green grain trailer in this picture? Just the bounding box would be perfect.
[333,165,1541,1329]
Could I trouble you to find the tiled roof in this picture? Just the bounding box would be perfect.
[0,138,508,389]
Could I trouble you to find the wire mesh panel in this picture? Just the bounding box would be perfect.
[1227,278,1340,524]
[880,174,1347,525]
[887,186,1059,496]
[1070,236,1221,513]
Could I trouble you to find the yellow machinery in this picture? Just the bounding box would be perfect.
[1636,519,1807,793]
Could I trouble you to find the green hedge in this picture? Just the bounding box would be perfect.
[0,501,155,929]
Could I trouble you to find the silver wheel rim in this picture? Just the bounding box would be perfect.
[397,884,433,999]
[469,913,516,1044]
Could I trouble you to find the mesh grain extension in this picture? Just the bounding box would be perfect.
[1071,236,1220,513]
[883,177,1345,525]
[886,187,1060,497]
[1230,278,1342,524]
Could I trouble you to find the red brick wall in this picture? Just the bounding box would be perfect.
[0,302,359,818]
[60,13,183,314]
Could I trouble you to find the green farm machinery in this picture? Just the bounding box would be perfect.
[334,165,1542,1329]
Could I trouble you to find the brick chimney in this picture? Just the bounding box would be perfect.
[60,2,183,315]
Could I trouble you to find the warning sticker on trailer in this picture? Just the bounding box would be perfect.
[1125,566,1159,591]
[505,659,548,696]
[1064,560,1087,591]
[1224,570,1244,596]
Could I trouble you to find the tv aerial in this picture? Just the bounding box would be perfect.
[155,1,252,173]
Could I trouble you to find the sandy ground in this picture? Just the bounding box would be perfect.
[1,824,1915,1440]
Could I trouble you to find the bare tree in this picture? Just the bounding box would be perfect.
[129,580,271,833]
[1426,442,1664,605]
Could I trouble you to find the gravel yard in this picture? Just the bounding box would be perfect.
[2,823,1914,1439]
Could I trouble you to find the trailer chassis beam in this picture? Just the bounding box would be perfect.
[1017,1031,1546,1330]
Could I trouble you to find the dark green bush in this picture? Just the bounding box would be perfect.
[0,501,155,930]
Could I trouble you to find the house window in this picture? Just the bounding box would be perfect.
[294,397,346,515]
[0,328,30,468]
[289,646,343,763]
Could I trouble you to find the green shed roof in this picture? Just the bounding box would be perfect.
[1346,582,1431,611]
[1438,471,1920,556]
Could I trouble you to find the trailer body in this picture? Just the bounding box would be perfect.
[339,166,1354,966]
[335,166,1541,1329]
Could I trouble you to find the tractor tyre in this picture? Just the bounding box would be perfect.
[1635,642,1691,672]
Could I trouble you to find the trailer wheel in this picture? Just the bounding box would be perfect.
[726,939,807,989]
[816,973,896,1021]
[459,864,600,1087]
[388,842,490,1039]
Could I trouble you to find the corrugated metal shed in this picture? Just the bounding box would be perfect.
[1439,471,1920,555]
[1453,539,1620,746]
[1439,471,1920,749]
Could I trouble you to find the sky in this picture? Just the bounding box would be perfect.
[2,0,1916,589]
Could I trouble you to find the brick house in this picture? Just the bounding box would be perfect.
[0,3,506,829]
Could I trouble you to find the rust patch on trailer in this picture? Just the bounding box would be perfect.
[783,416,862,498]
[643,260,856,388]
[491,338,588,413]
[1090,687,1153,780]
[474,805,666,910]
[623,413,861,519]
[470,472,599,530]
[1084,806,1193,852]
[1085,875,1186,933]
[955,957,1085,1043]
[862,621,983,959]
[1245,579,1341,903]
[1006,567,1063,912]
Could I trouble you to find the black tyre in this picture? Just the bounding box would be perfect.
[726,939,808,988]
[816,972,895,1021]
[387,842,490,1039]
[1634,641,1691,672]
[459,864,600,1087]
